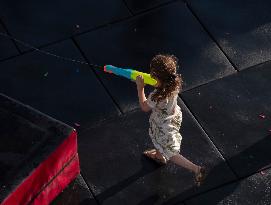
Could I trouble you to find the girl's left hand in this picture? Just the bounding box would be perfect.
[136,75,145,89]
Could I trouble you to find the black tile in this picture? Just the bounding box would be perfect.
[0,40,120,130]
[186,168,271,205]
[78,99,235,204]
[52,174,98,205]
[187,0,271,70]
[0,0,131,52]
[0,24,19,60]
[75,1,235,113]
[124,0,174,14]
[182,61,271,178]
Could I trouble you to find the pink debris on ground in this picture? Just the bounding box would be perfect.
[259,114,266,119]
[74,123,80,127]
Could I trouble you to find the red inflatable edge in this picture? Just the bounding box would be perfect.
[2,129,79,205]
[32,154,80,205]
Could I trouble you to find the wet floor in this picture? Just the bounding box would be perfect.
[0,0,271,204]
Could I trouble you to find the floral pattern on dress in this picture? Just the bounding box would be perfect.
[146,89,182,160]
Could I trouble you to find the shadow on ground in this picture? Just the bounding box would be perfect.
[163,134,271,205]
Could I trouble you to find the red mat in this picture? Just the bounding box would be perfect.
[0,94,80,205]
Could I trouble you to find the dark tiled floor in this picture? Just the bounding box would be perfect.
[0,40,120,130]
[52,174,98,205]
[182,62,271,178]
[187,0,271,70]
[0,24,19,60]
[0,0,131,52]
[186,167,271,205]
[75,1,235,113]
[124,0,174,14]
[0,0,270,204]
[78,99,236,204]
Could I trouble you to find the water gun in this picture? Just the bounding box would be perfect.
[103,65,157,86]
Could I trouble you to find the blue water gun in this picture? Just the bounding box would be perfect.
[103,65,157,86]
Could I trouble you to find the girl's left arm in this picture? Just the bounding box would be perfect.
[136,76,151,112]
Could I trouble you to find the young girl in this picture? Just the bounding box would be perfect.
[136,54,206,186]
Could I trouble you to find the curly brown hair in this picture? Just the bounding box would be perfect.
[150,54,183,103]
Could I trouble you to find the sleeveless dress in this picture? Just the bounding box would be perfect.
[146,89,182,160]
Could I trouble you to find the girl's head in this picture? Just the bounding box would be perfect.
[150,54,183,102]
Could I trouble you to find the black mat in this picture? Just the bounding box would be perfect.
[78,98,236,204]
[0,40,120,130]
[52,174,97,205]
[75,1,235,114]
[0,106,46,185]
[182,61,271,178]
[124,0,173,14]
[0,0,131,52]
[0,24,19,60]
[0,93,74,203]
[187,0,271,70]
[186,167,271,205]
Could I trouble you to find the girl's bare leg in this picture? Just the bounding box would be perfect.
[169,154,200,174]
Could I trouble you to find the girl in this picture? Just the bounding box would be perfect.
[136,54,206,186]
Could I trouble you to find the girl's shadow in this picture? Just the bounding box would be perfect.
[95,155,162,204]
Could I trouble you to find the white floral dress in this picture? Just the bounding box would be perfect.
[146,89,182,160]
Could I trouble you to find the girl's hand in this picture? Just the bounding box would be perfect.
[136,75,145,89]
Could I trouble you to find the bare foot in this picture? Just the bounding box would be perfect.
[143,149,167,165]
[195,166,206,186]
